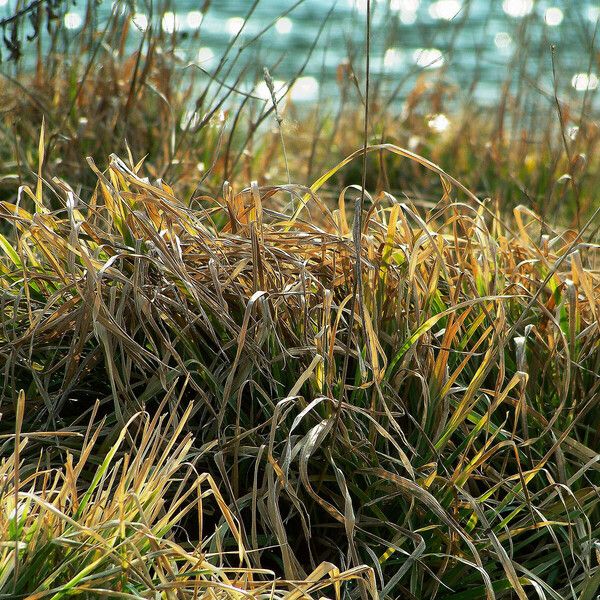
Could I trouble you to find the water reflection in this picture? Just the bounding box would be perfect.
[391,0,420,11]
[568,126,579,140]
[428,113,450,132]
[276,17,293,34]
[197,47,214,66]
[502,0,533,18]
[132,13,149,32]
[186,11,203,29]
[290,76,319,102]
[572,73,599,91]
[544,7,564,26]
[162,12,179,34]
[226,17,245,36]
[494,32,512,49]
[348,0,368,12]
[429,0,461,21]
[2,0,600,110]
[384,48,403,69]
[64,12,82,30]
[413,48,444,69]
[399,10,418,24]
[254,80,287,103]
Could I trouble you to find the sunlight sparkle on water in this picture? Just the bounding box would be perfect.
[544,7,563,26]
[400,10,417,24]
[186,11,203,29]
[276,17,293,34]
[502,0,533,18]
[197,47,214,65]
[162,12,181,33]
[494,32,512,49]
[384,48,403,69]
[391,0,420,11]
[226,17,245,36]
[349,0,368,12]
[568,126,579,140]
[428,114,450,133]
[290,77,319,102]
[587,6,600,21]
[254,80,288,103]
[429,0,461,21]
[413,48,444,69]
[132,13,148,32]
[64,12,82,29]
[572,73,599,91]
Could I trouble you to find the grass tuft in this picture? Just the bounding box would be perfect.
[0,142,598,598]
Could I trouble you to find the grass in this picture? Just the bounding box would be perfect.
[0,138,598,597]
[2,1,600,226]
[0,1,599,598]
[1,391,374,597]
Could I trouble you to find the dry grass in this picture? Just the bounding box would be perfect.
[1,391,374,597]
[0,139,598,598]
[1,1,599,597]
[2,1,600,227]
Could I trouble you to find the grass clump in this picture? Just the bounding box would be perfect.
[0,140,598,598]
[1,391,373,597]
[1,2,599,596]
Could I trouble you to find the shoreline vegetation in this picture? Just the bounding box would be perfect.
[0,1,599,598]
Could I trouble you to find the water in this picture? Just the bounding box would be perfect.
[2,0,599,108]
